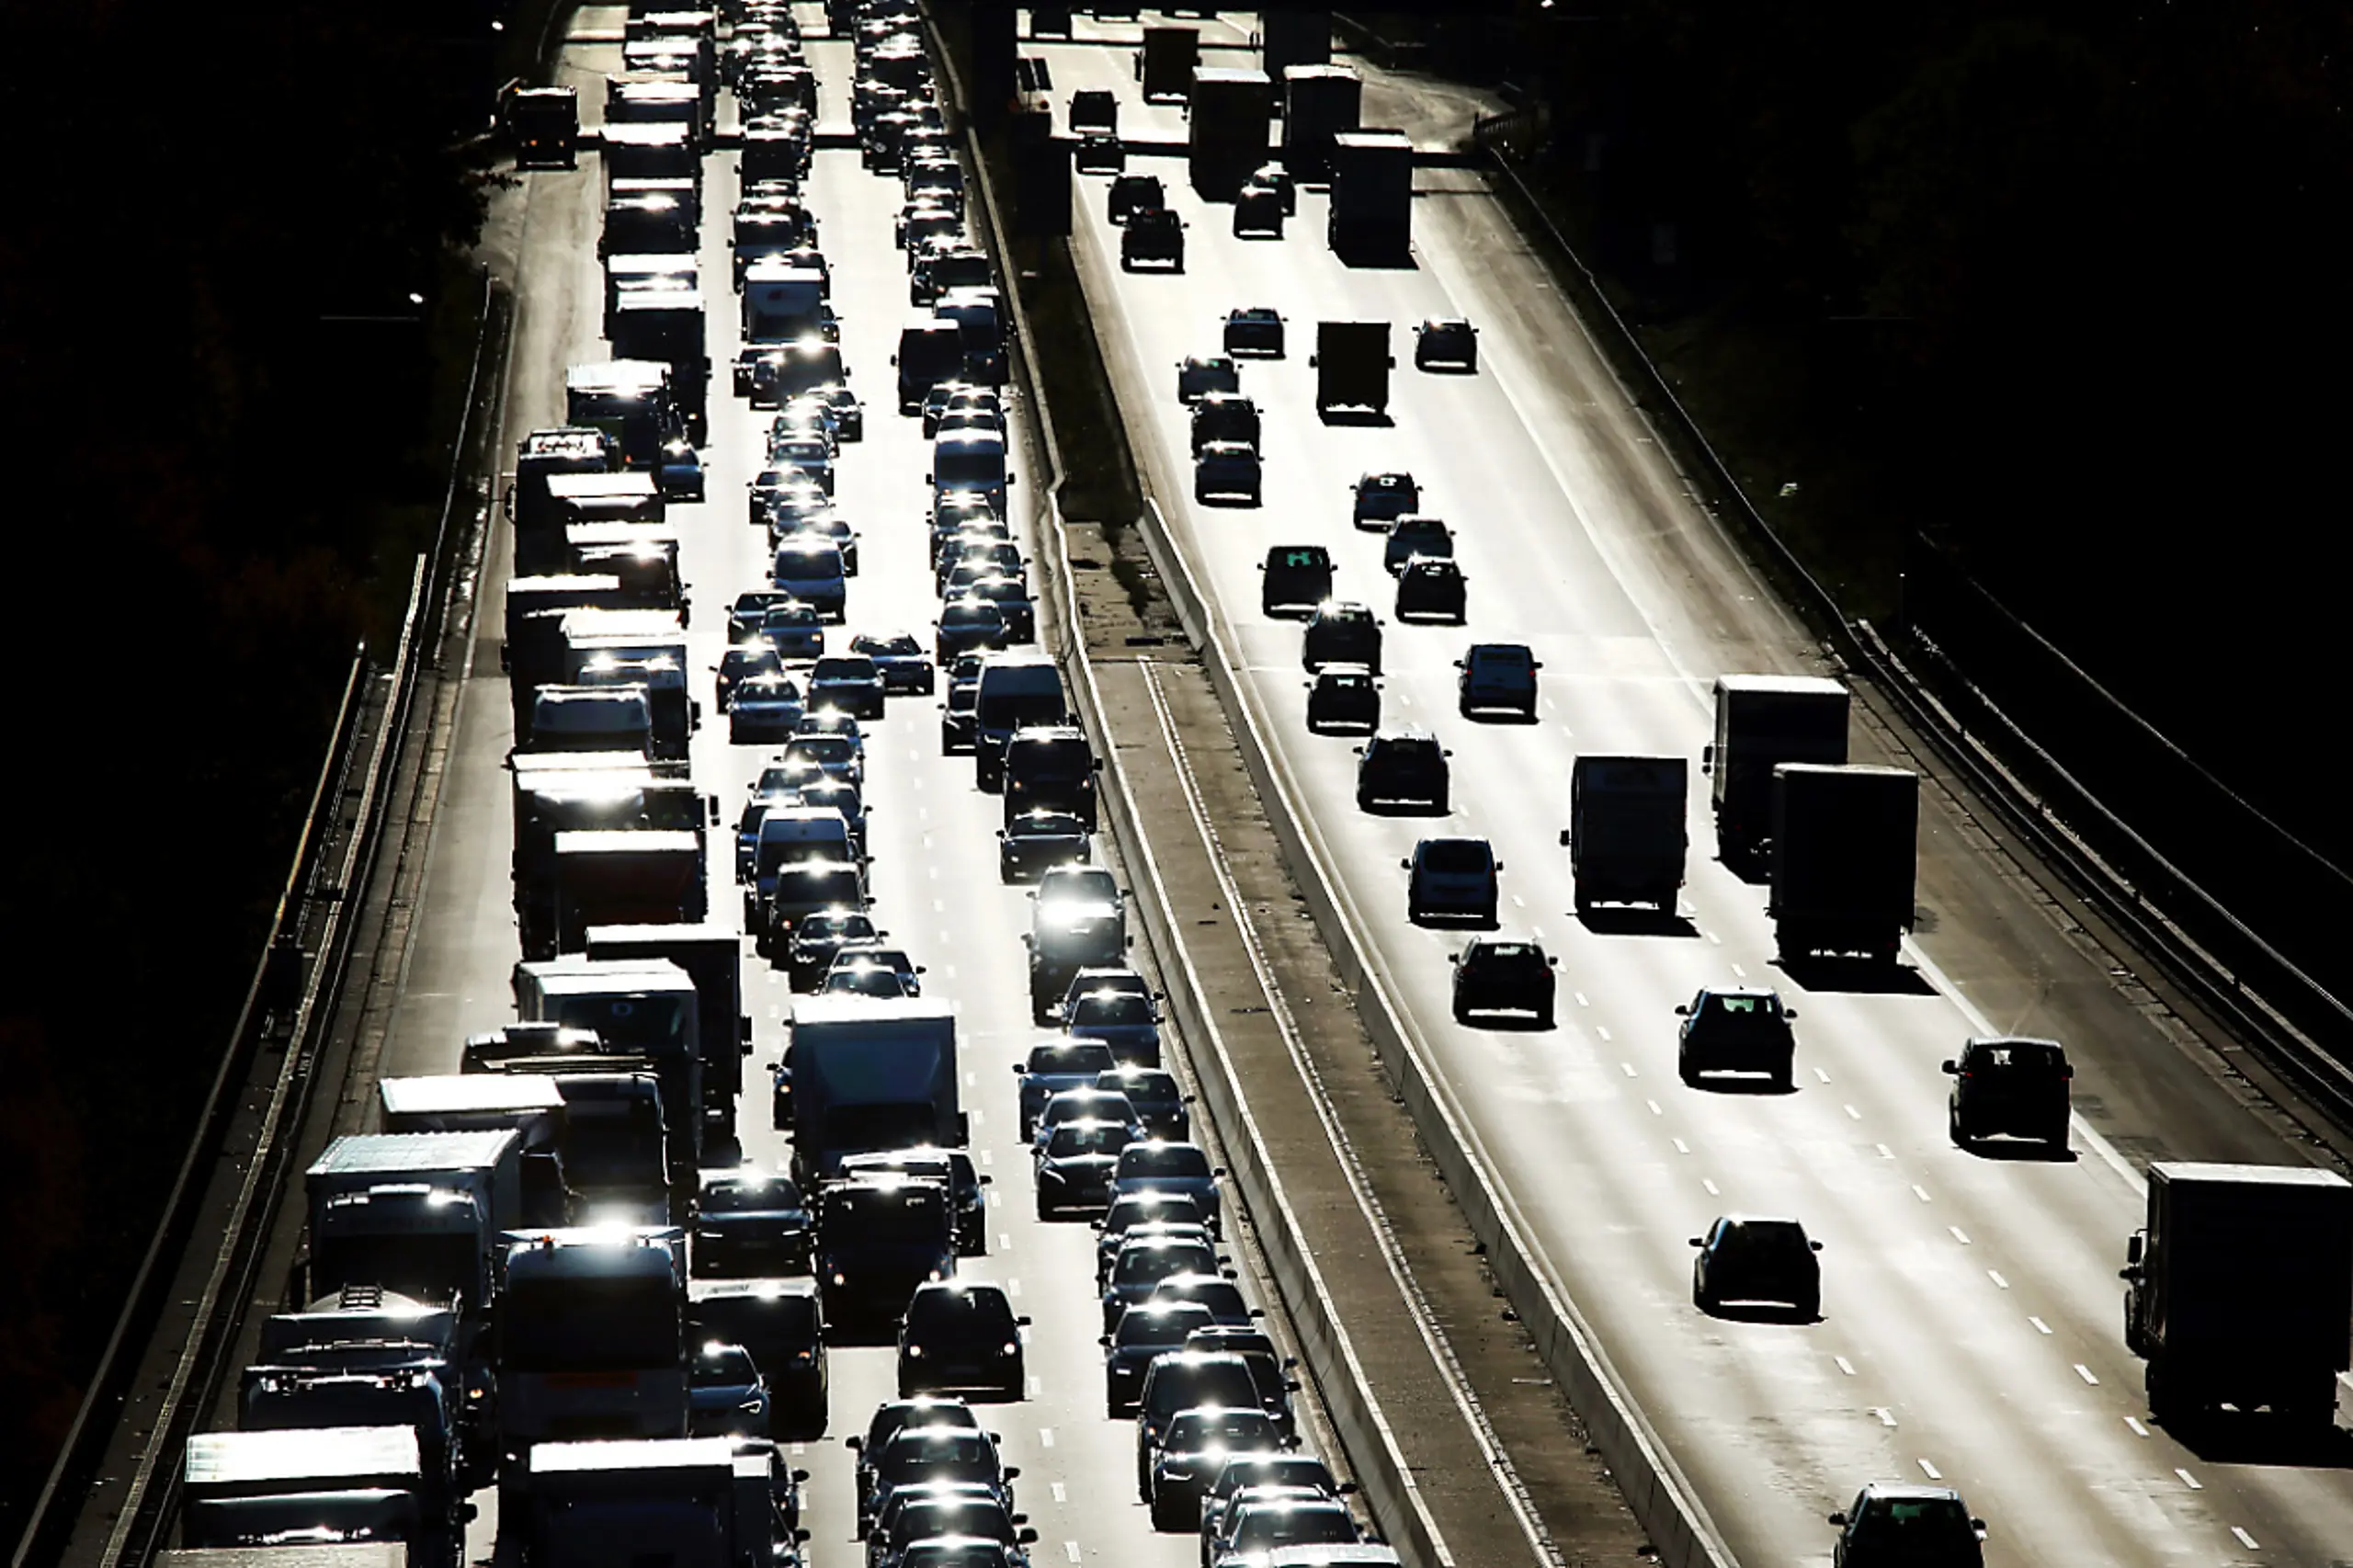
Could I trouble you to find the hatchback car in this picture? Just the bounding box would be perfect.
[1413,317,1479,370]
[1108,173,1166,223]
[1035,1119,1137,1219]
[1450,939,1556,1026]
[899,1280,1029,1401]
[849,1398,987,1518]
[1112,1140,1223,1235]
[837,1147,992,1257]
[1190,392,1261,456]
[1122,208,1186,271]
[688,1340,772,1437]
[811,654,887,719]
[1222,307,1285,358]
[1199,1455,1349,1555]
[1033,1087,1143,1156]
[1246,162,1296,215]
[1302,601,1382,675]
[786,908,885,991]
[1000,810,1094,883]
[1176,354,1241,403]
[1350,472,1419,529]
[1382,515,1455,574]
[732,674,807,744]
[1942,1036,2071,1150]
[937,597,1011,663]
[1211,1496,1361,1566]
[1404,837,1501,924]
[824,952,918,1000]
[1259,546,1333,619]
[1147,1407,1289,1529]
[1102,1234,1226,1330]
[1099,1298,1218,1417]
[1689,1214,1823,1318]
[717,642,788,711]
[1302,665,1380,733]
[1395,557,1468,623]
[1456,643,1540,718]
[1676,986,1798,1089]
[1354,729,1449,812]
[1075,131,1126,173]
[858,1424,1018,1540]
[693,1167,813,1277]
[1065,987,1164,1067]
[854,631,937,694]
[1097,1066,1188,1141]
[1135,1353,1269,1492]
[1194,443,1262,505]
[1827,1483,1984,1568]
[1233,182,1285,236]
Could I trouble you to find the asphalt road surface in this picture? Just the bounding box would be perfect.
[1036,13,2353,1568]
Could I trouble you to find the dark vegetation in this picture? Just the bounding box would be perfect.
[0,0,533,1539]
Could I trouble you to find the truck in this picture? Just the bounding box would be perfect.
[1282,64,1361,183]
[1703,673,1850,863]
[586,923,754,1136]
[179,1427,433,1561]
[813,1174,958,1331]
[238,1368,464,1538]
[604,254,699,340]
[564,612,694,759]
[689,1278,826,1434]
[528,1069,671,1224]
[608,290,709,445]
[509,755,704,958]
[506,85,579,168]
[895,315,969,415]
[552,831,703,952]
[1309,321,1393,419]
[2122,1163,2353,1437]
[783,995,962,1184]
[495,1227,689,1460]
[1188,67,1273,200]
[1262,11,1333,83]
[1563,755,1688,915]
[505,578,628,707]
[1137,26,1199,102]
[379,1074,571,1227]
[1327,130,1413,262]
[527,1437,787,1568]
[1768,764,1917,964]
[244,1283,483,1494]
[515,958,705,1188]
[508,428,617,564]
[302,1131,526,1334]
[600,120,698,189]
[519,472,663,583]
[565,360,702,501]
[741,260,829,345]
[164,1546,406,1568]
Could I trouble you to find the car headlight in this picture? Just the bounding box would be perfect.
[740,1396,766,1413]
[832,1272,847,1286]
[905,1345,924,1358]
[1001,1342,1018,1356]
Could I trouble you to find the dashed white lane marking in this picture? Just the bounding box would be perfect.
[1064,1542,1083,1563]
[1844,1104,1862,1120]
[1574,992,1589,1007]
[1813,1067,1831,1084]
[1917,1459,1943,1481]
[2074,1364,2099,1386]
[1646,1099,1663,1116]
[1597,1026,1613,1043]
[1948,1227,1971,1245]
[934,897,947,911]
[1911,1184,1932,1203]
[1835,1357,1857,1376]
[2232,1527,2258,1551]
[1051,1483,1067,1504]
[2175,1468,2200,1490]
[1026,1375,1042,1398]
[1706,930,1722,945]
[1618,1060,1635,1076]
[1511,893,1526,908]
[1671,1138,1689,1154]
[1870,1407,1895,1427]
[979,1147,995,1166]
[1730,963,1745,979]
[1875,1143,1895,1160]
[1038,1426,1052,1447]
[1001,1232,1015,1252]
[2125,1416,2149,1437]
[1987,1270,2008,1290]
[1701,1178,1720,1196]
[1006,1277,1021,1297]
[2029,1317,2052,1335]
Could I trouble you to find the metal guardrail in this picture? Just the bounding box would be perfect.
[1470,139,2353,1128]
[12,271,507,1568]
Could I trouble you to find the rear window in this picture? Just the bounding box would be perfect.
[1047,1122,1132,1158]
[904,1287,1014,1335]
[1982,1042,2065,1074]
[1418,841,1492,873]
[1120,1142,1211,1179]
[1029,1043,1116,1075]
[1072,994,1153,1027]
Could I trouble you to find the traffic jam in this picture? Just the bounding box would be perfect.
[165,6,1396,1568]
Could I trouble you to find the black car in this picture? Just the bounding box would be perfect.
[1145,1406,1287,1530]
[999,810,1093,883]
[1108,173,1165,223]
[1450,939,1557,1026]
[1350,472,1419,529]
[730,589,799,642]
[717,641,788,712]
[1676,986,1798,1089]
[859,1423,1018,1540]
[811,654,887,719]
[1222,307,1285,358]
[1413,317,1479,370]
[693,1166,813,1276]
[1121,208,1186,271]
[939,672,982,754]
[787,908,883,991]
[1075,131,1126,173]
[688,1278,826,1438]
[1395,557,1468,623]
[1302,601,1381,675]
[1260,545,1332,618]
[848,1398,987,1521]
[1689,1214,1822,1318]
[1942,1036,2071,1149]
[839,1147,992,1257]
[1304,665,1380,733]
[1189,392,1261,457]
[898,1280,1029,1401]
[1034,1119,1135,1220]
[962,577,1036,643]
[1097,1065,1188,1142]
[1233,181,1285,238]
[1097,1300,1218,1417]
[854,632,937,695]
[1354,728,1449,812]
[1828,1484,1985,1568]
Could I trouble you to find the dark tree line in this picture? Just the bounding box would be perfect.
[0,0,508,1535]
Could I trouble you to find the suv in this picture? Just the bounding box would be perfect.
[1223,308,1285,358]
[1403,838,1501,925]
[897,1281,1029,1401]
[1122,208,1186,271]
[1108,173,1165,223]
[1450,939,1556,1026]
[1071,87,1119,134]
[1456,643,1540,719]
[1351,472,1419,529]
[1413,317,1480,370]
[1394,557,1467,623]
[1689,1215,1822,1318]
[1675,986,1798,1089]
[1383,515,1454,574]
[1302,601,1381,674]
[1176,355,1240,403]
[1354,729,1448,812]
[1260,546,1333,618]
[1190,392,1260,456]
[1941,1036,2072,1150]
[1304,665,1380,733]
[1827,1484,1985,1568]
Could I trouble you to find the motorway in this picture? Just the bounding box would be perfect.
[379,8,1337,1568]
[1033,13,2353,1568]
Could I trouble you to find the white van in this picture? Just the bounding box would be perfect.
[931,429,1014,518]
[972,652,1068,790]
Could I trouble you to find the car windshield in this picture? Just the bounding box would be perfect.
[1029,1043,1115,1075]
[1105,1071,1177,1103]
[1047,1122,1131,1158]
[1982,1041,2064,1073]
[764,605,820,627]
[862,635,923,657]
[1857,1496,1973,1538]
[1704,994,1783,1028]
[700,1175,802,1213]
[865,1403,982,1451]
[1116,1243,1216,1283]
[1420,841,1491,873]
[1168,1409,1277,1449]
[789,737,856,763]
[1721,1220,1807,1256]
[1472,944,1540,967]
[1041,869,1118,903]
[814,658,875,680]
[824,966,906,997]
[1071,994,1152,1027]
[943,602,1002,629]
[798,914,874,944]
[1233,1506,1357,1550]
[693,1345,758,1384]
[904,1288,1013,1335]
[881,1431,996,1481]
[1120,1143,1211,1179]
[1012,813,1085,838]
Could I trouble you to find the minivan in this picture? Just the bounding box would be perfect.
[932,429,1014,518]
[771,540,848,621]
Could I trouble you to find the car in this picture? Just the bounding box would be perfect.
[1176,354,1242,403]
[814,382,865,439]
[731,589,798,642]
[1689,1214,1823,1317]
[1304,665,1380,733]
[1111,1140,1223,1236]
[1302,601,1381,675]
[1413,317,1479,370]
[752,466,829,528]
[1350,472,1420,529]
[732,674,808,744]
[869,1491,1035,1568]
[1147,1407,1289,1529]
[1034,1119,1136,1219]
[1075,131,1126,173]
[824,957,913,999]
[1353,728,1449,812]
[1233,181,1285,236]
[1394,557,1467,623]
[1450,939,1557,1025]
[1064,988,1164,1068]
[848,1398,987,1518]
[1404,837,1500,924]
[962,576,1037,642]
[1245,162,1296,216]
[1097,1221,1212,1301]
[1134,1353,1268,1494]
[1456,643,1540,718]
[914,247,995,306]
[938,597,1011,663]
[1199,1454,1349,1561]
[1827,1483,1985,1568]
[1122,209,1186,271]
[1097,1067,1188,1143]
[1102,1233,1226,1331]
[1190,392,1261,456]
[940,669,983,754]
[838,1147,992,1256]
[832,942,925,996]
[793,708,867,744]
[924,380,983,438]
[1097,1189,1207,1267]
[1259,545,1333,619]
[1070,87,1119,134]
[735,794,796,882]
[1050,966,1158,1025]
[930,490,1006,542]
[855,632,937,695]
[1222,308,1285,358]
[1209,1496,1362,1566]
[1382,515,1454,574]
[798,775,870,855]
[1194,443,1261,504]
[688,1340,772,1437]
[693,1167,813,1276]
[939,539,1026,596]
[1942,1035,2072,1149]
[1179,1326,1297,1435]
[811,654,887,718]
[779,732,863,787]
[1676,986,1798,1089]
[779,512,862,576]
[1108,173,1165,223]
[1032,1086,1143,1156]
[1097,1299,1218,1417]
[786,908,884,991]
[899,1538,1028,1568]
[858,1423,1018,1540]
[1000,810,1093,883]
[758,601,827,662]
[898,1280,1029,1401]
[770,434,835,494]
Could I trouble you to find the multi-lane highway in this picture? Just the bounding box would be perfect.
[1032,14,2353,1567]
[379,8,1346,1567]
